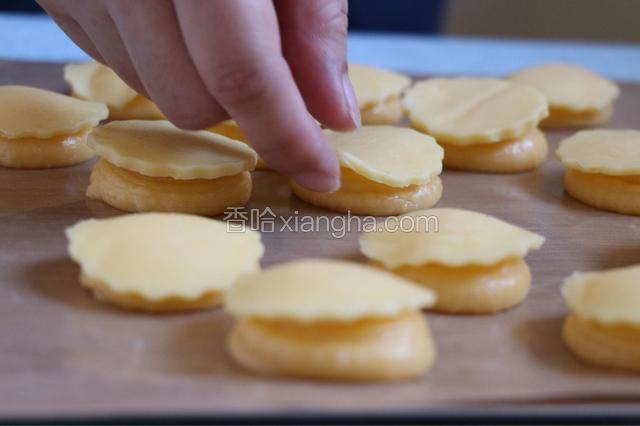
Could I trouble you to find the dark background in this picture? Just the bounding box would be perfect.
[3,0,639,42]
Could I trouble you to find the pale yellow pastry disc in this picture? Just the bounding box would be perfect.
[88,120,257,179]
[67,213,264,306]
[562,265,640,325]
[509,63,619,113]
[348,64,411,108]
[64,61,138,109]
[0,85,108,139]
[225,259,436,321]
[403,78,548,145]
[326,126,443,187]
[556,130,640,176]
[360,208,545,268]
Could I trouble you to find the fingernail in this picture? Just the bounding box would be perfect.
[342,73,361,128]
[293,171,340,193]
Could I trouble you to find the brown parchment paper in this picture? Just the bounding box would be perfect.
[1,61,639,420]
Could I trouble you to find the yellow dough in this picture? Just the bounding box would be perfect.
[87,159,252,215]
[562,265,640,371]
[64,61,164,120]
[291,126,443,216]
[66,213,264,313]
[360,95,404,125]
[208,120,269,170]
[87,120,256,215]
[381,258,531,314]
[509,63,619,129]
[403,78,548,172]
[541,104,613,130]
[440,128,548,173]
[225,259,436,381]
[0,85,107,168]
[349,64,411,125]
[557,130,640,215]
[360,208,544,314]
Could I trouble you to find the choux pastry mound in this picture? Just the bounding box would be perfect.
[349,64,411,125]
[509,63,619,129]
[64,61,164,120]
[403,78,549,173]
[0,85,108,168]
[562,265,640,371]
[360,208,545,314]
[291,126,443,216]
[66,213,264,313]
[556,130,640,216]
[208,120,269,170]
[225,259,436,381]
[86,120,257,215]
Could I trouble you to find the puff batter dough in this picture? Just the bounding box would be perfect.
[556,130,640,215]
[291,126,443,216]
[509,63,619,129]
[66,213,264,312]
[349,64,411,124]
[86,120,257,215]
[0,85,108,168]
[403,78,549,173]
[208,120,269,170]
[225,259,436,381]
[64,61,164,120]
[360,208,545,314]
[562,265,640,371]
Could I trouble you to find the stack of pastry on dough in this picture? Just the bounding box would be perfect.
[291,126,443,216]
[86,120,257,215]
[67,213,264,312]
[562,265,640,371]
[403,78,549,173]
[556,129,640,216]
[0,85,107,168]
[65,61,164,120]
[509,63,619,129]
[360,208,545,314]
[348,64,411,124]
[225,259,436,381]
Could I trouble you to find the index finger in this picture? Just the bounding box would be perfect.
[174,0,340,192]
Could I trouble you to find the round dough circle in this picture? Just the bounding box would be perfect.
[563,314,640,372]
[385,258,531,314]
[66,213,264,311]
[556,130,640,176]
[348,64,411,109]
[562,265,640,325]
[564,169,640,216]
[403,78,548,145]
[86,159,252,215]
[0,130,94,169]
[326,126,443,187]
[291,169,442,216]
[88,120,257,179]
[64,62,138,109]
[441,128,548,173]
[227,311,434,381]
[0,85,108,139]
[225,259,435,321]
[508,63,619,113]
[359,208,545,268]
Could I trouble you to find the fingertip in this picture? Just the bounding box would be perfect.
[292,170,341,192]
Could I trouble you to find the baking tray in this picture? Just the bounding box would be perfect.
[1,60,639,423]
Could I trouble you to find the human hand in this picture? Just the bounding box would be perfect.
[38,0,360,191]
